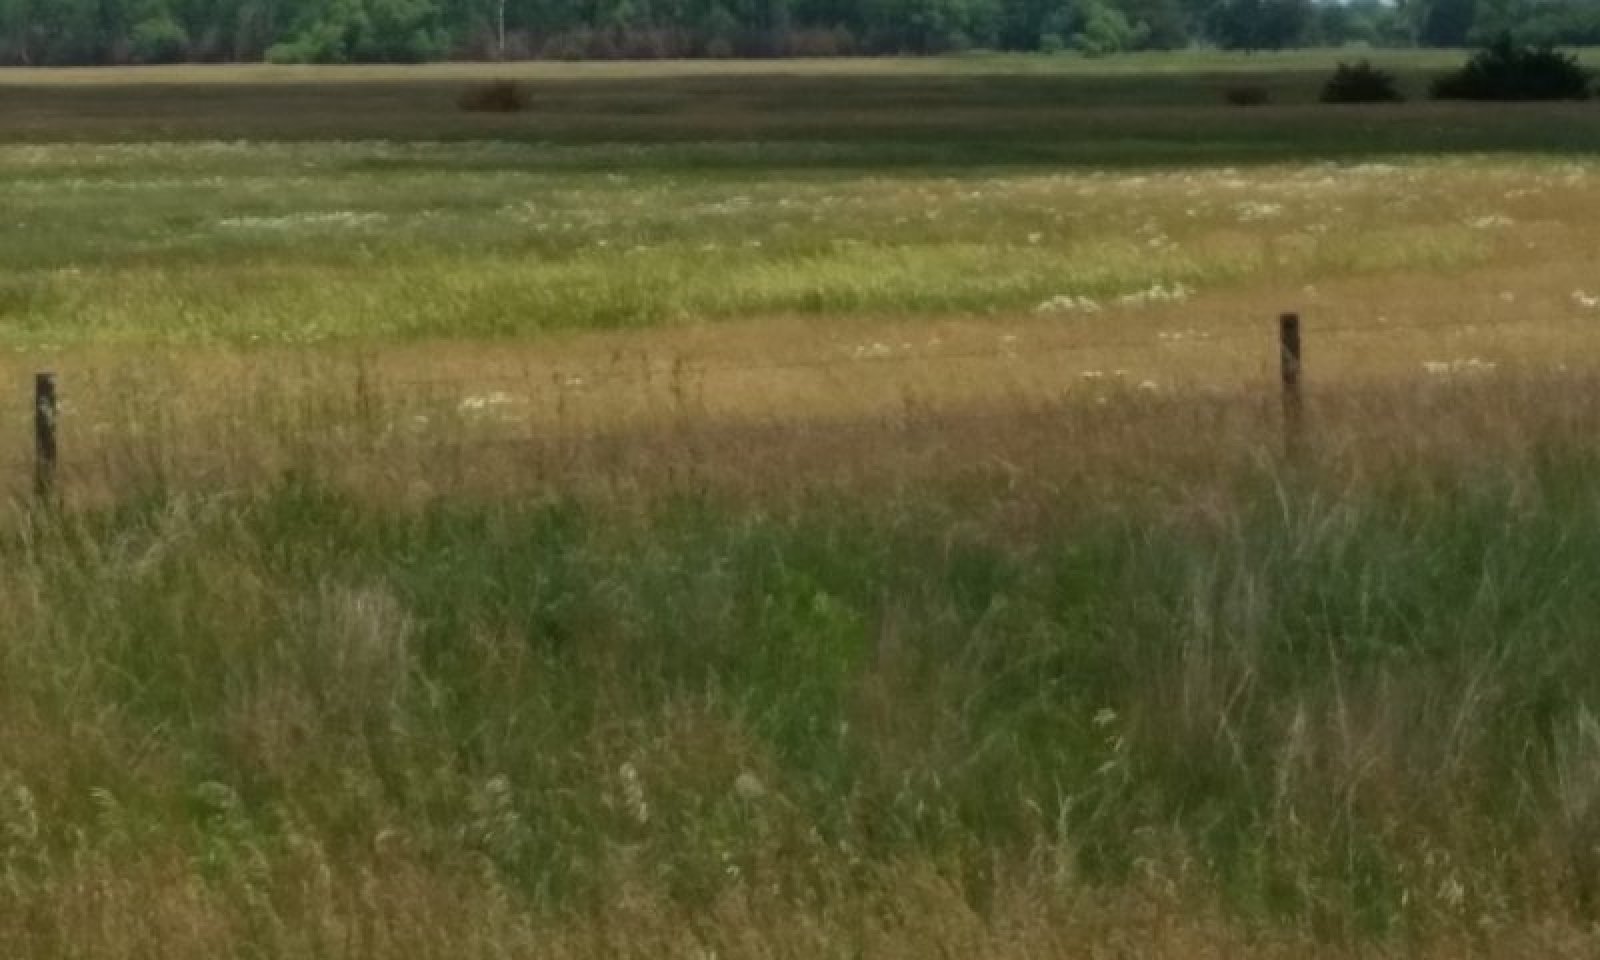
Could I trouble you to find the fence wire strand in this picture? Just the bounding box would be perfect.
[11,311,1595,499]
[374,315,1526,394]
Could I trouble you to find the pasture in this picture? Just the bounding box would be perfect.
[4,54,1600,957]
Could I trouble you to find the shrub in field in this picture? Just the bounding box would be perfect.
[1321,60,1405,103]
[1223,84,1271,106]
[458,80,530,113]
[1431,34,1592,100]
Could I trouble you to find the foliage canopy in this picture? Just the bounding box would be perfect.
[2,0,1592,64]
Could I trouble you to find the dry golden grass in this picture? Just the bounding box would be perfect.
[3,848,1599,958]
[6,237,1600,507]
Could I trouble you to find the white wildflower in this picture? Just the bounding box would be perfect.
[1423,359,1497,378]
[733,773,767,801]
[1234,201,1283,222]
[619,763,649,826]
[217,211,384,230]
[1439,876,1466,909]
[1035,294,1102,314]
[458,391,518,413]
[1117,282,1192,306]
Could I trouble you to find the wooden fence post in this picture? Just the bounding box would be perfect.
[35,372,57,500]
[1279,313,1302,456]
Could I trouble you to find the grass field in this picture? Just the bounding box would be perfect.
[5,54,1600,957]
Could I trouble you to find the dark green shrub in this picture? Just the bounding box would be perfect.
[1431,34,1592,101]
[1321,60,1405,103]
[458,80,530,113]
[1223,84,1271,107]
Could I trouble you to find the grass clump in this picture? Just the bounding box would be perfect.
[1432,35,1592,100]
[1321,60,1404,103]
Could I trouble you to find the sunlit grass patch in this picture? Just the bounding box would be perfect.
[0,148,1581,345]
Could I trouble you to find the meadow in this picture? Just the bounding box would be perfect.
[4,53,1600,957]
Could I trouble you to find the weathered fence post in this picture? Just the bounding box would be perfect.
[34,372,57,500]
[1279,313,1303,456]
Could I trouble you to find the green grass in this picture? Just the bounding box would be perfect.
[0,143,1575,345]
[6,450,1600,950]
[1,54,1597,347]
[1,55,1598,346]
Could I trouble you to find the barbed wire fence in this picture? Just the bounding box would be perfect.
[8,310,1563,504]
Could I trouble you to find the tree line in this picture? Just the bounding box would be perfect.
[1,0,1596,66]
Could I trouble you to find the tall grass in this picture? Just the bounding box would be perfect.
[3,415,1600,955]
